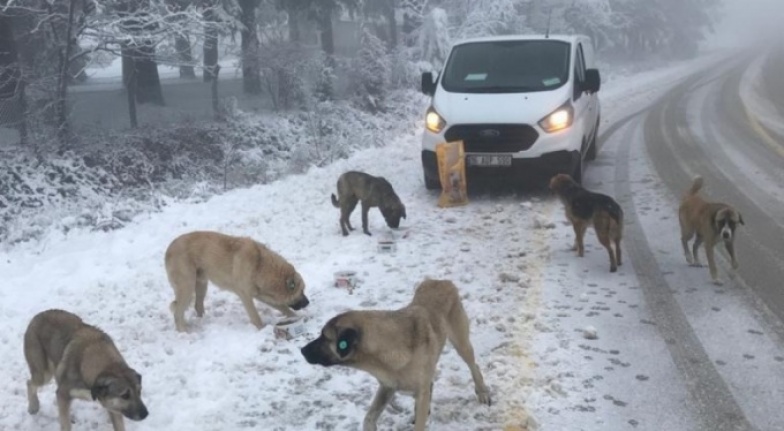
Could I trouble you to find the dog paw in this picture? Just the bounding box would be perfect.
[362,419,378,431]
[610,266,617,273]
[712,279,724,286]
[732,261,739,270]
[27,402,39,415]
[477,391,492,406]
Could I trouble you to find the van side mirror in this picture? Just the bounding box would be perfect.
[421,72,436,96]
[584,69,601,93]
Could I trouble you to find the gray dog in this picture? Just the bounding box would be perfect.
[24,309,148,431]
[331,171,406,236]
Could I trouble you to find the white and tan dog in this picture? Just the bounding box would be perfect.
[679,176,744,284]
[165,231,309,331]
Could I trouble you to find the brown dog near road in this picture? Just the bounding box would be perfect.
[165,231,309,332]
[24,309,148,431]
[550,173,624,272]
[331,171,406,236]
[301,278,491,431]
[678,176,744,285]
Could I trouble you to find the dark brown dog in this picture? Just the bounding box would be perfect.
[678,176,744,285]
[331,171,406,236]
[550,173,624,272]
[301,279,490,431]
[24,309,148,431]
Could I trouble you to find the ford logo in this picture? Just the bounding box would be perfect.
[478,129,501,138]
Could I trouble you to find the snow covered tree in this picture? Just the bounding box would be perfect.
[237,0,262,94]
[609,0,721,59]
[399,0,425,47]
[562,0,616,52]
[363,0,398,51]
[2,0,224,144]
[276,0,359,56]
[353,26,389,112]
[453,0,529,39]
[418,7,450,70]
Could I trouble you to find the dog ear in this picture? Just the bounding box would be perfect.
[91,376,111,401]
[336,328,360,358]
[713,208,727,229]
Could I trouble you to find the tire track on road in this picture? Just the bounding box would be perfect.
[598,73,755,431]
[645,66,784,333]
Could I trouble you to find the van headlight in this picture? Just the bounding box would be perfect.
[538,102,574,133]
[425,108,446,133]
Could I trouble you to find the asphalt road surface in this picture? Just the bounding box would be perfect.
[583,45,784,430]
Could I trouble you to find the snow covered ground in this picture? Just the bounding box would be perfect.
[0,53,724,430]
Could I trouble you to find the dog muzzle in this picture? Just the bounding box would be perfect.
[290,295,309,310]
[301,341,333,366]
[125,404,148,421]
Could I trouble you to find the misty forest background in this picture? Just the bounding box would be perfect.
[0,0,721,245]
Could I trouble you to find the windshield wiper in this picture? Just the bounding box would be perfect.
[460,86,536,93]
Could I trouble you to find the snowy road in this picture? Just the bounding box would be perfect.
[528,47,784,430]
[2,48,784,431]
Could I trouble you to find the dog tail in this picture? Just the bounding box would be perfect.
[23,324,48,378]
[331,193,340,208]
[687,176,704,196]
[605,200,624,225]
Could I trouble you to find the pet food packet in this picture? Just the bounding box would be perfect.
[436,140,469,208]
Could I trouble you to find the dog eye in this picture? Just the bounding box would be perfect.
[121,390,131,400]
[286,278,296,291]
[337,340,349,352]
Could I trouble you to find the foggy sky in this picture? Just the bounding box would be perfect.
[710,0,784,48]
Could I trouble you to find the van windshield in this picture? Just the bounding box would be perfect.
[441,40,571,93]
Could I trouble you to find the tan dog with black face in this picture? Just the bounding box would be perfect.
[331,171,407,236]
[300,279,491,431]
[24,309,148,431]
[165,231,309,332]
[679,176,744,285]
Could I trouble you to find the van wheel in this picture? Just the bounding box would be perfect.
[571,153,584,184]
[424,173,440,190]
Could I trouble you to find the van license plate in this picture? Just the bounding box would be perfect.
[466,155,512,167]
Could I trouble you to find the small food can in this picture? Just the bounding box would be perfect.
[274,317,307,341]
[377,239,397,253]
[334,270,358,289]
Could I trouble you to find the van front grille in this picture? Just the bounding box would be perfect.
[444,124,539,153]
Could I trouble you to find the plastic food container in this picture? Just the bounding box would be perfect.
[377,238,397,253]
[334,270,358,290]
[274,317,307,340]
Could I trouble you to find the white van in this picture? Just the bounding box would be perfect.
[420,34,601,188]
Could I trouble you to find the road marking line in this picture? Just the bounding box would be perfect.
[501,200,555,431]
